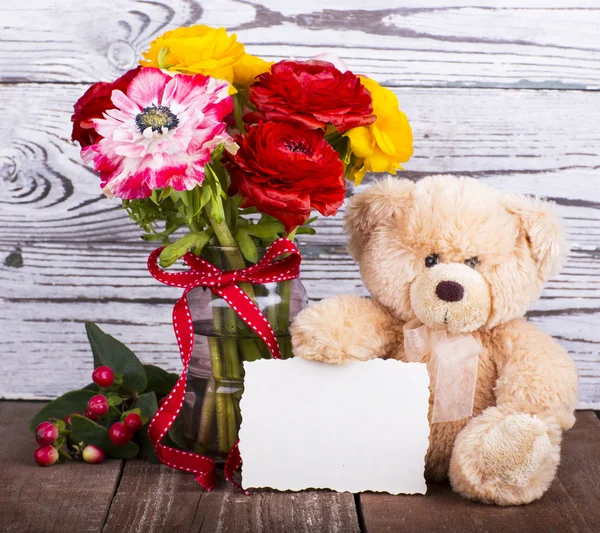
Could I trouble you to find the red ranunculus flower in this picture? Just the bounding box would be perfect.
[71,67,141,148]
[247,60,375,132]
[226,122,346,231]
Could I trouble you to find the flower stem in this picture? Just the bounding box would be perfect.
[278,280,292,358]
[233,93,247,135]
[208,336,229,454]
[197,380,216,448]
[204,205,256,299]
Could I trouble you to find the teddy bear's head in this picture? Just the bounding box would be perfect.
[344,175,565,333]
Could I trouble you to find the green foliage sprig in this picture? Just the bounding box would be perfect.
[31,323,183,465]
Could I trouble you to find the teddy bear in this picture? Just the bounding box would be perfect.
[290,175,578,506]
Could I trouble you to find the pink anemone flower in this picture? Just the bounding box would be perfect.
[81,67,235,199]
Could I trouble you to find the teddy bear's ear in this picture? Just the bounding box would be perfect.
[344,177,414,259]
[504,194,567,280]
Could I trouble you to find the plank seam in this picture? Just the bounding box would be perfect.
[354,493,366,533]
[100,459,126,533]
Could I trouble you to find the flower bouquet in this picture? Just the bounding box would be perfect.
[71,25,413,477]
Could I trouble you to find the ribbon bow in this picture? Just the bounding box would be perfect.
[147,238,301,492]
[403,319,481,423]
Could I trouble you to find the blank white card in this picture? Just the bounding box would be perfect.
[238,358,430,494]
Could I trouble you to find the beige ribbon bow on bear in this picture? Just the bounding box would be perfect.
[403,319,481,423]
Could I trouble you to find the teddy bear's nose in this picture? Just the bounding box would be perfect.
[435,280,464,302]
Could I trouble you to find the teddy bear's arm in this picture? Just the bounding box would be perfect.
[493,318,578,430]
[290,295,402,364]
[448,318,578,505]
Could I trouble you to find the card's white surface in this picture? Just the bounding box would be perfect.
[238,358,430,494]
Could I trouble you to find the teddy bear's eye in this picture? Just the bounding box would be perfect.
[425,254,440,268]
[464,256,479,269]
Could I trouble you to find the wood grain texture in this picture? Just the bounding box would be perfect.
[2,1,600,89]
[0,401,123,533]
[103,460,360,533]
[102,460,204,533]
[195,482,360,533]
[359,411,600,533]
[1,82,598,403]
[553,411,600,530]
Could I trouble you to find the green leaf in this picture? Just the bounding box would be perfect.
[85,322,148,393]
[210,195,225,224]
[210,142,226,164]
[58,448,72,460]
[133,392,158,421]
[296,227,316,235]
[150,189,160,205]
[141,234,164,242]
[329,135,352,164]
[108,396,123,407]
[200,184,212,210]
[143,364,178,396]
[159,186,173,201]
[192,231,213,257]
[235,228,258,263]
[246,220,285,238]
[30,389,96,432]
[159,233,200,268]
[167,415,188,450]
[70,415,139,459]
[136,429,160,463]
[177,190,191,207]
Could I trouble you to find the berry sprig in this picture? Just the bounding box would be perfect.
[31,322,181,468]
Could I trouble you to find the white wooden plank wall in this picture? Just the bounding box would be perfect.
[0,1,598,405]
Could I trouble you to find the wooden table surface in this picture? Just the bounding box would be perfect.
[3,402,600,533]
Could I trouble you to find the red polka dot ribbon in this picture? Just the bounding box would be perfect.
[147,238,301,492]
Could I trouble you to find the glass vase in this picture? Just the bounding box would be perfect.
[182,246,308,461]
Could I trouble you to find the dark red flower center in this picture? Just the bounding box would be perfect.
[135,105,179,134]
[284,140,310,154]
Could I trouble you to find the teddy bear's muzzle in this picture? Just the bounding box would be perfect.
[410,263,492,333]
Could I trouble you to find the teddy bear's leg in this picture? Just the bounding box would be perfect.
[290,295,402,364]
[448,320,578,505]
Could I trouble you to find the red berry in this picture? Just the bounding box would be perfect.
[35,421,59,446]
[82,444,105,464]
[34,445,58,466]
[92,366,114,388]
[124,413,143,432]
[87,395,109,417]
[84,407,98,421]
[108,422,133,446]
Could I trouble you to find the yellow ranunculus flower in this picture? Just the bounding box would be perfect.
[344,77,413,185]
[232,54,273,87]
[141,25,245,88]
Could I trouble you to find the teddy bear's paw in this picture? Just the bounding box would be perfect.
[449,407,562,505]
[290,295,386,364]
[479,413,552,487]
